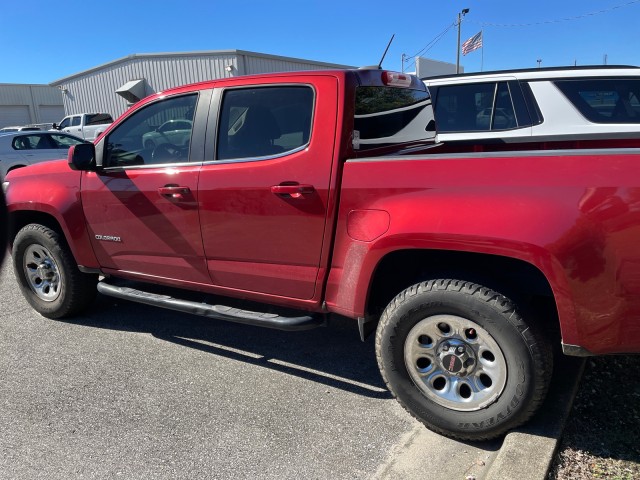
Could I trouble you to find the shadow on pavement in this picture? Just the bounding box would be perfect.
[64,292,392,400]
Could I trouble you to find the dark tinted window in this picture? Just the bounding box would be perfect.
[217,86,313,160]
[71,116,81,127]
[434,82,518,132]
[105,94,197,167]
[493,83,517,129]
[85,113,113,126]
[354,87,434,149]
[555,78,640,123]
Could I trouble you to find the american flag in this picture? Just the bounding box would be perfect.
[462,31,483,56]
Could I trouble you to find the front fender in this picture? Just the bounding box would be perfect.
[5,160,100,270]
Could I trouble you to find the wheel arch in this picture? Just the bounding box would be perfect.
[327,244,574,346]
[8,209,99,271]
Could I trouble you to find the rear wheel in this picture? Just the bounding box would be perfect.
[376,279,552,440]
[12,224,97,319]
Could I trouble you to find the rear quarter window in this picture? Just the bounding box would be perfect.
[554,78,640,123]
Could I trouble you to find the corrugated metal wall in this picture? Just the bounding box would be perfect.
[56,53,239,119]
[51,51,352,119]
[0,84,64,127]
[242,54,336,74]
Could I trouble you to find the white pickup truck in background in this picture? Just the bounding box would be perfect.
[52,113,113,141]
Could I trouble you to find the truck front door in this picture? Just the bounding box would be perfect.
[80,92,212,284]
[198,77,338,300]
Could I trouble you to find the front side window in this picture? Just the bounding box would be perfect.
[217,86,313,160]
[58,118,70,129]
[105,94,197,167]
[555,78,640,123]
[354,87,433,149]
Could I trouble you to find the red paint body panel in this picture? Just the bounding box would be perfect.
[5,69,640,356]
[80,165,210,284]
[198,75,339,300]
[5,160,100,269]
[325,152,640,354]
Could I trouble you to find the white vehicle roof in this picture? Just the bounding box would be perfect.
[422,65,640,84]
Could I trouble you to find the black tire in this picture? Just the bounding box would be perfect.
[12,224,98,319]
[376,279,552,441]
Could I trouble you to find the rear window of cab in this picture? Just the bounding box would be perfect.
[354,87,435,150]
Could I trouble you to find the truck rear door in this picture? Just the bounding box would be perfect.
[198,76,338,300]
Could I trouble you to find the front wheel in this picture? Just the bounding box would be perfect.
[376,279,552,440]
[12,224,97,319]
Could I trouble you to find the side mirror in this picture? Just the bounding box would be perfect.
[52,123,59,130]
[68,143,96,171]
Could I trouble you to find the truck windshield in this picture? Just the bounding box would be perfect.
[354,87,435,150]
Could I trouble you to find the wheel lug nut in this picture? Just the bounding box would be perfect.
[442,342,450,350]
[456,346,465,354]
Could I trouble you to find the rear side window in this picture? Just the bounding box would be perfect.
[433,82,518,133]
[217,86,314,160]
[354,87,434,150]
[555,78,640,123]
[85,113,113,126]
[71,116,81,127]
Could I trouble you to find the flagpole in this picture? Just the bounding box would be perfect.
[481,29,484,72]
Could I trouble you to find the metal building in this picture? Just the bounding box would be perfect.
[0,84,64,129]
[50,50,353,120]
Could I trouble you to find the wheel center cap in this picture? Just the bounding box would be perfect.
[438,340,476,376]
[37,262,52,278]
[442,354,464,373]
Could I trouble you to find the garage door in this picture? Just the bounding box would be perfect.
[0,105,31,128]
[39,105,65,124]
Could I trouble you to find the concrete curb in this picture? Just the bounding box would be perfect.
[372,356,586,480]
[482,356,586,480]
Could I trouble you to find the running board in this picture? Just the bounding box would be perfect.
[97,282,325,331]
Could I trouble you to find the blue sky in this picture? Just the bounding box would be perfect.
[1,0,639,84]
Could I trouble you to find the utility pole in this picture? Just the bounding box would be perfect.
[456,8,470,74]
[537,59,542,69]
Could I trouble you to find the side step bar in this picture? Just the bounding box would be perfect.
[97,282,325,331]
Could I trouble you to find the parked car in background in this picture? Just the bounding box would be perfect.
[52,113,113,141]
[0,126,41,133]
[0,131,87,178]
[141,119,193,149]
[422,66,640,145]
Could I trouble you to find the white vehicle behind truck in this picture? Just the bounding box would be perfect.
[52,113,113,141]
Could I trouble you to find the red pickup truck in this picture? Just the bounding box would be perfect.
[4,69,640,440]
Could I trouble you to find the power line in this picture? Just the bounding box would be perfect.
[405,22,455,60]
[471,0,640,27]
[403,22,456,71]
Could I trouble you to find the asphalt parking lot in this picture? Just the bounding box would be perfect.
[1,262,582,479]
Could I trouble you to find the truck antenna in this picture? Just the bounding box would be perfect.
[378,34,395,69]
